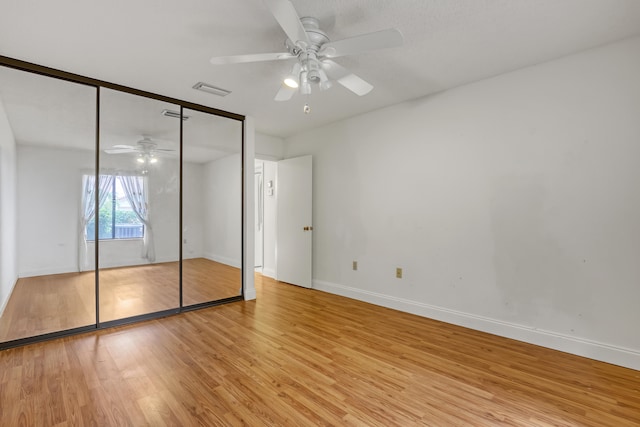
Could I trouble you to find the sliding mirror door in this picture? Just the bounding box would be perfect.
[97,88,180,322]
[0,66,97,342]
[182,109,242,305]
[0,58,245,348]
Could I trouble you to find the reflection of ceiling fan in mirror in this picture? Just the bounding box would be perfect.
[104,136,176,174]
[104,136,176,166]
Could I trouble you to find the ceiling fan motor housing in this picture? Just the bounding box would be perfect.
[137,138,157,152]
[284,17,330,85]
[285,17,329,53]
[300,17,329,47]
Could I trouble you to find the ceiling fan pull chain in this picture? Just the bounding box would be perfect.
[303,94,311,114]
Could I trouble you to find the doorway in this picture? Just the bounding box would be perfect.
[254,159,278,278]
[254,156,312,287]
[255,161,263,270]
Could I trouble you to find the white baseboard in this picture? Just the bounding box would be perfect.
[261,268,276,279]
[204,253,241,269]
[19,266,79,278]
[0,277,18,318]
[96,256,179,270]
[244,287,256,300]
[152,256,180,264]
[183,253,205,260]
[313,279,640,371]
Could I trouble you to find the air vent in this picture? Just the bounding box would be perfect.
[161,109,190,120]
[193,82,231,97]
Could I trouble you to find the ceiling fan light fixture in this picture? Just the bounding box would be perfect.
[299,71,311,95]
[320,80,332,91]
[284,61,302,88]
[284,77,299,88]
[318,69,332,90]
[307,69,321,83]
[149,156,158,164]
[136,156,145,164]
[192,81,231,97]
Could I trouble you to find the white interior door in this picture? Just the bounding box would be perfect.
[276,155,312,288]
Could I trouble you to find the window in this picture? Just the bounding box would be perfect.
[86,175,144,240]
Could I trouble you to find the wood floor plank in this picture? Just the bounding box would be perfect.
[1,274,639,425]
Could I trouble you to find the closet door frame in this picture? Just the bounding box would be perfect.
[0,55,245,350]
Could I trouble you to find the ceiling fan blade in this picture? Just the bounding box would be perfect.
[104,148,136,154]
[263,0,310,47]
[152,148,176,152]
[274,84,296,101]
[320,28,403,58]
[322,60,373,96]
[210,52,294,65]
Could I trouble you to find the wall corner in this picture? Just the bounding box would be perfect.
[243,116,256,301]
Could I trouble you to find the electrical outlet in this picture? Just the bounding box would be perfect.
[396,267,402,279]
[353,261,358,271]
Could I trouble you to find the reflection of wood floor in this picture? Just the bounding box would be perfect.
[0,258,240,343]
[1,274,639,425]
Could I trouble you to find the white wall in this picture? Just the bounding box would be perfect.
[256,132,284,160]
[182,161,205,259]
[203,153,242,267]
[145,158,180,264]
[0,97,17,315]
[243,117,256,300]
[17,145,91,275]
[284,36,640,370]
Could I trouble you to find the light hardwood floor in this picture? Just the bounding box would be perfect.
[0,258,241,342]
[1,274,639,426]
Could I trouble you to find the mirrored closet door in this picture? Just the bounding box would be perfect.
[97,88,180,323]
[0,66,97,342]
[182,108,243,305]
[0,59,244,348]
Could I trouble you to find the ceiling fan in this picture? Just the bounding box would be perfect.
[104,136,176,163]
[210,0,404,102]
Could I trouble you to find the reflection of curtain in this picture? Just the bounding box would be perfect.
[78,174,114,271]
[120,175,155,262]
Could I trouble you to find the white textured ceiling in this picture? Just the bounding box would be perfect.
[1,0,640,138]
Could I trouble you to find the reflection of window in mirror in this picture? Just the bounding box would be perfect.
[83,174,146,241]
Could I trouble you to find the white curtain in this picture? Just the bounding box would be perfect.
[78,174,114,271]
[120,175,155,263]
